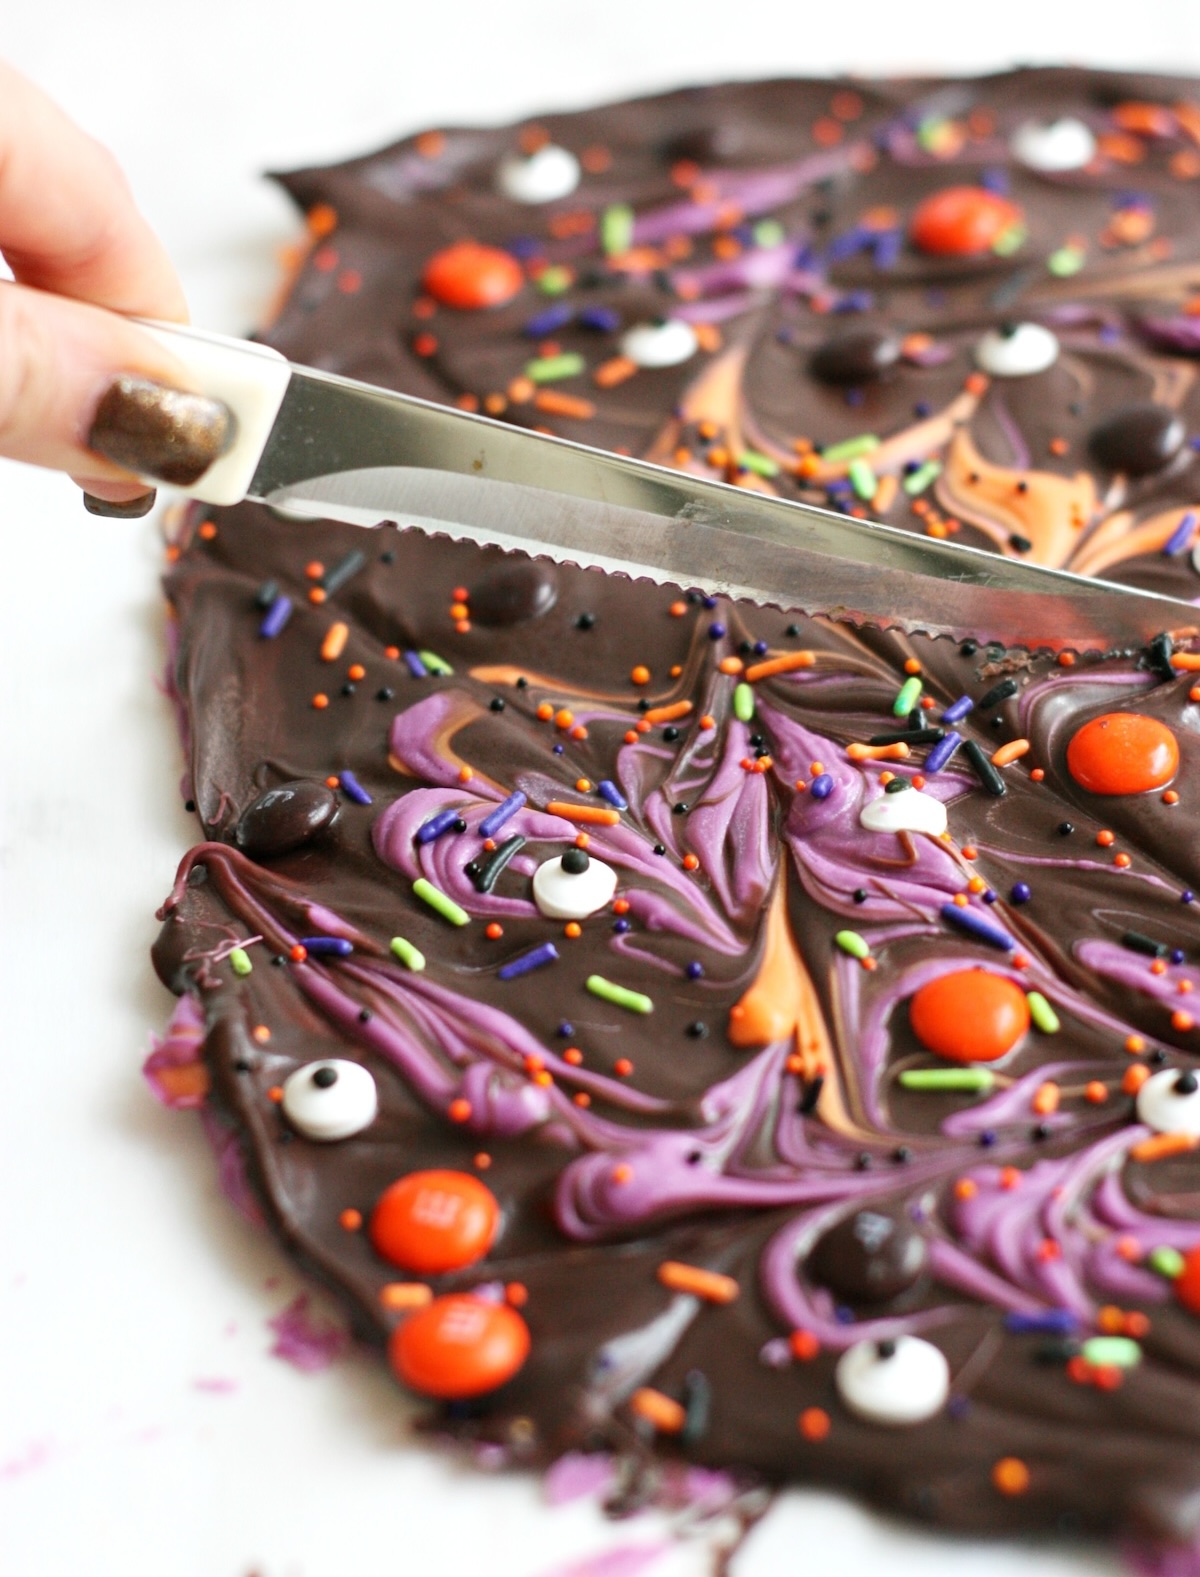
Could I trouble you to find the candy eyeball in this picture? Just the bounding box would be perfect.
[618,319,699,369]
[1136,1067,1200,1137]
[835,1335,950,1426]
[859,787,947,837]
[1010,117,1097,173]
[974,322,1059,378]
[496,145,581,204]
[532,849,618,920]
[281,1059,379,1141]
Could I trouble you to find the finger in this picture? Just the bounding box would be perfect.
[0,62,187,321]
[0,280,229,485]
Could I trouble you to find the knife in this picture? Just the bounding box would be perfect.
[134,320,1200,654]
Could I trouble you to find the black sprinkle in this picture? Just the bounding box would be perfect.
[869,727,945,746]
[738,640,754,655]
[576,612,596,630]
[978,677,1019,710]
[380,550,395,564]
[786,624,801,637]
[893,1145,912,1164]
[1032,1122,1052,1141]
[184,799,196,813]
[685,1021,708,1038]
[272,954,286,967]
[1147,631,1177,683]
[516,676,528,689]
[375,686,394,701]
[321,549,367,595]
[1058,821,1074,836]
[1150,1048,1169,1066]
[672,802,689,815]
[234,1059,254,1074]
[653,844,666,855]
[254,579,279,609]
[663,726,680,742]
[1034,1339,1081,1365]
[453,818,468,834]
[465,835,526,893]
[357,1009,371,1023]
[637,697,651,712]
[963,739,1007,796]
[853,888,868,904]
[876,1338,898,1360]
[341,682,357,696]
[1122,930,1169,958]
[960,639,978,657]
[490,697,506,712]
[800,1075,824,1114]
[855,1152,873,1171]
[1009,532,1033,553]
[681,1370,712,1445]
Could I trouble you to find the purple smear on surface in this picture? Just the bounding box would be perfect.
[267,1294,350,1373]
[535,1544,671,1577]
[143,994,207,1109]
[1125,1538,1200,1577]
[543,1451,617,1506]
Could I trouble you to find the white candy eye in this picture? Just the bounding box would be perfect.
[618,320,699,369]
[859,787,947,837]
[1010,118,1097,173]
[835,1335,950,1426]
[1136,1067,1200,1136]
[974,322,1059,378]
[532,849,617,920]
[496,145,581,204]
[281,1059,379,1142]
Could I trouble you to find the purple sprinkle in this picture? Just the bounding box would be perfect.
[598,780,628,810]
[523,305,573,338]
[982,889,998,904]
[1190,436,1200,453]
[1172,948,1187,965]
[827,227,868,262]
[552,743,565,754]
[844,388,865,407]
[415,807,462,844]
[980,167,1010,194]
[338,770,372,806]
[686,961,704,980]
[913,401,932,418]
[1004,1310,1077,1335]
[925,731,963,773]
[941,695,974,724]
[299,936,353,956]
[834,289,874,314]
[1011,882,1032,904]
[872,229,902,269]
[403,650,428,679]
[940,903,1013,950]
[259,595,293,639]
[579,305,620,333]
[613,919,631,934]
[707,622,726,640]
[1184,891,1196,904]
[507,236,541,259]
[557,1021,574,1037]
[809,773,835,800]
[702,596,718,609]
[498,942,559,980]
[1162,511,1196,556]
[479,790,526,840]
[752,640,768,656]
[978,1130,997,1147]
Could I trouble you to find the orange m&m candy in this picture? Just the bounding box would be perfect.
[389,1293,530,1398]
[910,969,1030,1063]
[422,242,524,310]
[370,1169,499,1274]
[909,187,1022,257]
[1175,1245,1200,1315]
[1066,712,1179,795]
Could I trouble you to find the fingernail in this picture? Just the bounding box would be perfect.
[83,487,158,518]
[88,375,234,487]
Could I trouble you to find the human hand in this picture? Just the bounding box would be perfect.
[0,63,231,516]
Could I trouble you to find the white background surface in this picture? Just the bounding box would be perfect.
[2,4,1193,1573]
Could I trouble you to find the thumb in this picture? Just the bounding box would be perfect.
[0,280,232,508]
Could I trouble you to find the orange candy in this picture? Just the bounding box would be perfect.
[1066,712,1180,795]
[422,242,524,310]
[909,186,1022,256]
[369,1169,499,1275]
[389,1294,530,1398]
[1176,1245,1200,1315]
[910,968,1030,1063]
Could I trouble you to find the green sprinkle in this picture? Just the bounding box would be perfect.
[418,649,453,676]
[899,1067,997,1093]
[586,974,653,1014]
[536,265,573,296]
[526,353,586,384]
[820,433,879,465]
[1026,991,1060,1033]
[893,675,923,717]
[848,457,877,501]
[737,449,780,478]
[752,218,785,247]
[413,878,470,927]
[916,117,948,154]
[600,204,635,257]
[229,947,253,977]
[1081,1335,1142,1369]
[902,460,942,496]
[733,682,755,723]
[992,222,1027,257]
[1149,1245,1185,1280]
[835,930,870,960]
[390,936,426,971]
[1047,243,1086,277]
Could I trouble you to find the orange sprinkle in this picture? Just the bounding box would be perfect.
[385,646,400,660]
[903,658,922,675]
[545,802,620,826]
[993,1458,1031,1496]
[630,1388,686,1434]
[699,714,716,730]
[1057,651,1076,666]
[1126,1310,1151,1338]
[1172,1009,1196,1031]
[1084,1080,1109,1104]
[1170,651,1200,671]
[307,203,338,237]
[798,1407,831,1442]
[555,708,575,729]
[448,1098,472,1123]
[311,693,329,710]
[1122,1064,1150,1095]
[789,1328,821,1361]
[347,663,366,682]
[574,833,590,849]
[458,766,472,784]
[682,853,700,871]
[1152,959,1168,976]
[267,1085,284,1104]
[449,602,469,621]
[1125,1034,1147,1054]
[718,656,745,675]
[1000,1167,1022,1191]
[198,520,217,541]
[505,1281,528,1308]
[308,586,327,605]
[623,729,638,745]
[954,1177,978,1200]
[1096,830,1115,847]
[573,1091,591,1108]
[593,355,638,388]
[325,775,340,789]
[574,778,591,792]
[564,922,582,939]
[613,898,630,914]
[563,1047,584,1066]
[379,1282,433,1311]
[1030,767,1045,782]
[964,371,989,398]
[847,741,910,761]
[320,621,349,662]
[1190,685,1200,703]
[643,700,694,725]
[252,1024,271,1044]
[669,600,688,617]
[990,738,1030,767]
[657,1261,740,1304]
[951,893,969,908]
[289,944,307,963]
[1114,852,1132,869]
[1097,1305,1125,1334]
[872,473,898,514]
[745,650,816,682]
[474,1152,492,1170]
[630,665,651,686]
[338,1208,363,1231]
[536,702,554,722]
[1048,436,1069,456]
[614,1058,633,1077]
[534,390,597,421]
[1032,1082,1060,1116]
[961,845,978,861]
[968,876,987,894]
[1131,1131,1199,1163]
[507,376,536,404]
[485,923,503,940]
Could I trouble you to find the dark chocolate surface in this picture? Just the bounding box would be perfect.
[153,68,1200,1559]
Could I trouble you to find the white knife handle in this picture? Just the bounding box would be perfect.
[134,319,292,506]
